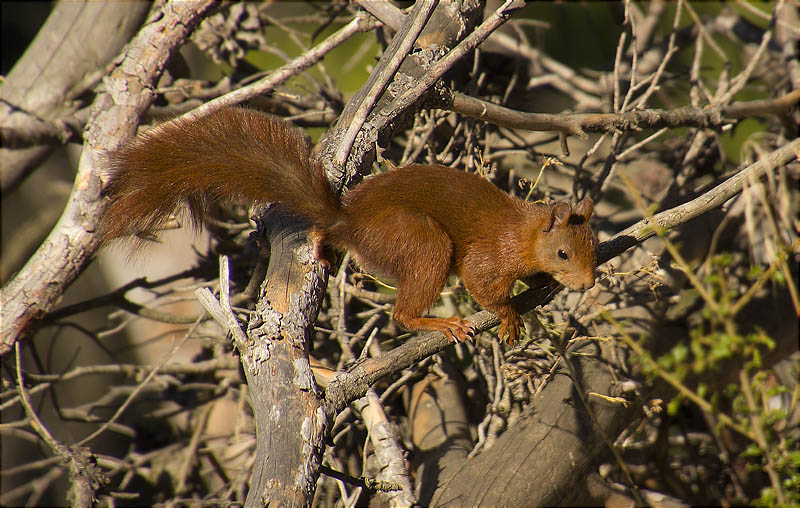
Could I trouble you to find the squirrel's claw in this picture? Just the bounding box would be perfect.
[498,313,523,346]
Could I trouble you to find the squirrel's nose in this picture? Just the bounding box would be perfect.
[560,272,596,291]
[579,273,596,290]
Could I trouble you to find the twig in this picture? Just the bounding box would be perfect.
[183,12,378,122]
[15,344,65,469]
[76,315,204,446]
[448,91,800,137]
[683,0,728,62]
[0,467,62,507]
[388,0,527,119]
[598,139,800,264]
[738,369,788,505]
[720,29,773,104]
[612,31,627,113]
[616,127,668,161]
[195,256,249,347]
[42,268,204,323]
[687,16,711,107]
[329,253,355,365]
[635,0,682,108]
[176,402,214,495]
[15,343,104,506]
[318,465,403,493]
[333,0,438,170]
[0,108,90,148]
[492,32,604,100]
[620,0,641,113]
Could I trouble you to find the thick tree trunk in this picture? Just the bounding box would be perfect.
[243,209,328,507]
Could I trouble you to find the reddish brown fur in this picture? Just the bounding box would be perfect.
[100,108,339,245]
[101,107,597,344]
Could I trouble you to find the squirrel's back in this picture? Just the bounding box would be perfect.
[100,108,341,244]
[339,165,522,244]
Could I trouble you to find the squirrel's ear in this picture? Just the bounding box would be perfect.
[543,202,572,232]
[575,196,594,220]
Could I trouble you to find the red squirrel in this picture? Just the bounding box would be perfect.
[100,107,597,345]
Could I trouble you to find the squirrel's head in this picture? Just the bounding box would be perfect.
[535,197,597,290]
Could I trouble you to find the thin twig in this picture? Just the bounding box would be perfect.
[738,369,788,505]
[183,12,378,122]
[448,91,799,137]
[16,343,100,506]
[77,316,204,446]
[333,0,438,170]
[388,0,527,119]
[599,139,800,264]
[555,330,644,506]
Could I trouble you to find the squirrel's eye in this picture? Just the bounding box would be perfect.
[558,249,568,261]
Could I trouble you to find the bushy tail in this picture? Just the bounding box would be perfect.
[99,107,343,245]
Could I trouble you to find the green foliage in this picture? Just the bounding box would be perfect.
[639,247,798,506]
[245,20,377,98]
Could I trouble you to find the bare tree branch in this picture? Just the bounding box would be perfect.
[599,139,800,264]
[0,1,218,356]
[0,1,150,195]
[447,90,800,138]
[15,343,108,505]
